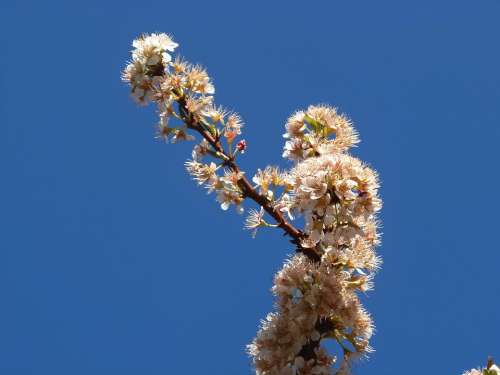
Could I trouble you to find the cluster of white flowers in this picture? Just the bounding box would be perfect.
[282,106,359,161]
[123,33,248,212]
[123,33,244,146]
[249,311,335,375]
[247,105,382,374]
[122,33,178,104]
[248,254,373,375]
[185,160,245,213]
[288,154,381,262]
[463,362,500,375]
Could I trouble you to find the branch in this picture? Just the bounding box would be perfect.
[124,33,382,375]
[177,96,306,245]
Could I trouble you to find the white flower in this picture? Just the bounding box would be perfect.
[275,193,294,220]
[132,33,178,65]
[185,161,217,185]
[224,113,244,140]
[155,116,172,142]
[300,173,328,200]
[186,66,215,94]
[201,105,228,123]
[245,207,265,238]
[216,190,242,212]
[191,139,210,161]
[186,95,213,115]
[282,139,303,160]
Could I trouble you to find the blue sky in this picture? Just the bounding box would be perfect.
[2,1,500,374]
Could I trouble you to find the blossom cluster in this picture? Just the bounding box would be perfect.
[123,33,382,375]
[248,254,374,375]
[282,106,359,161]
[463,362,500,375]
[123,33,248,212]
[247,106,381,374]
[122,33,178,104]
[185,160,245,213]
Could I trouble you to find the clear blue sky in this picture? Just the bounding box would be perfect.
[2,1,500,374]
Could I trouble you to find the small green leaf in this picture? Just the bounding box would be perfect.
[304,114,323,133]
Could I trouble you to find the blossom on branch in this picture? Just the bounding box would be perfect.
[123,32,384,375]
[122,33,178,104]
[282,106,359,161]
[463,360,500,375]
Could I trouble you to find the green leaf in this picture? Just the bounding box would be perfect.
[304,114,323,133]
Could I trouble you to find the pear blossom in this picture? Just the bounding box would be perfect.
[155,115,172,142]
[201,105,228,123]
[192,139,210,161]
[225,113,244,140]
[245,207,265,237]
[131,33,178,65]
[185,161,218,185]
[186,65,215,94]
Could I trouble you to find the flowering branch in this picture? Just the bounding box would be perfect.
[123,32,382,375]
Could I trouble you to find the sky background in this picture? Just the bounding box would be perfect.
[2,1,500,374]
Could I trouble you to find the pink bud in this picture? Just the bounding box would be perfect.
[236,139,247,153]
